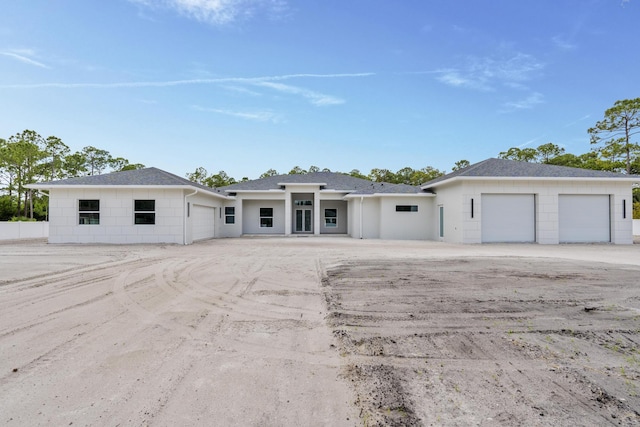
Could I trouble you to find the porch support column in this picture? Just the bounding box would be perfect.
[284,190,292,235]
[313,189,320,235]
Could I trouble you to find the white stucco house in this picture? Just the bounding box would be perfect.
[28,168,228,244]
[28,158,639,245]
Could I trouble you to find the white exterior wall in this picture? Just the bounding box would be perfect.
[432,183,464,243]
[379,196,433,240]
[346,198,359,238]
[184,192,224,244]
[361,197,381,239]
[319,200,348,234]
[218,200,243,238]
[48,188,187,244]
[346,197,381,239]
[242,199,286,234]
[434,179,634,244]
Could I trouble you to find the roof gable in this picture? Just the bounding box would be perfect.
[29,167,228,196]
[220,171,427,195]
[421,158,640,189]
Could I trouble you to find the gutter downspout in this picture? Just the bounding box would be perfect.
[359,196,364,239]
[184,189,198,245]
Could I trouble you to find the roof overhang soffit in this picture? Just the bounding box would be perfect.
[26,184,231,200]
[421,176,640,190]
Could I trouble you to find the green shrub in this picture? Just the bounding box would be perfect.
[9,216,37,222]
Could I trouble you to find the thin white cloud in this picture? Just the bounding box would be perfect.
[500,92,544,113]
[192,105,280,122]
[552,35,577,51]
[435,68,490,91]
[129,0,289,26]
[221,84,263,96]
[563,114,591,128]
[0,72,373,89]
[435,52,544,91]
[0,50,50,69]
[256,81,344,106]
[518,137,543,148]
[0,72,370,107]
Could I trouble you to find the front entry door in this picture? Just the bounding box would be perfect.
[295,209,312,233]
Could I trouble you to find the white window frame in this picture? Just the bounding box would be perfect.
[260,207,273,228]
[134,199,156,225]
[324,208,337,227]
[78,199,100,225]
[225,206,235,224]
[396,205,418,212]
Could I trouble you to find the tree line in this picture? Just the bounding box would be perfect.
[0,130,144,220]
[2,98,638,221]
[188,98,639,218]
[188,98,640,187]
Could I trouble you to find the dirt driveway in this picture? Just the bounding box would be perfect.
[1,238,639,426]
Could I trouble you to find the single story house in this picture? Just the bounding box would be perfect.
[28,158,639,245]
[28,168,228,244]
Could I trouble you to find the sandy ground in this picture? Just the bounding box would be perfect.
[1,238,640,426]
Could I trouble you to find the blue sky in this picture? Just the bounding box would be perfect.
[1,0,638,180]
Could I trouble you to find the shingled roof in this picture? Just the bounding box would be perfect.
[220,171,428,195]
[421,158,640,189]
[28,167,228,197]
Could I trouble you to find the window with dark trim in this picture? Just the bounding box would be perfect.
[79,199,100,224]
[396,205,418,212]
[260,208,273,227]
[134,200,155,224]
[324,208,337,227]
[225,206,235,224]
[294,200,312,206]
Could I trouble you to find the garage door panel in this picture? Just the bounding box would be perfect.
[559,195,609,243]
[192,205,215,241]
[482,194,535,243]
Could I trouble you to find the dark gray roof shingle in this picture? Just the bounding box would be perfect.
[31,167,227,195]
[421,158,639,188]
[220,171,427,195]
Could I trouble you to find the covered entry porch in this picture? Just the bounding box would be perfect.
[240,190,348,236]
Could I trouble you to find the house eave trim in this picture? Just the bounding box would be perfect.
[421,175,640,189]
[343,192,434,199]
[225,189,286,194]
[26,184,230,199]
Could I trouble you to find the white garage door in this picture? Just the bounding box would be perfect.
[192,205,215,241]
[559,195,610,243]
[482,194,535,243]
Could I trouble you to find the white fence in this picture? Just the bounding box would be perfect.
[1,220,639,241]
[0,222,49,241]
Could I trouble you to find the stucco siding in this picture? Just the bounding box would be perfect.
[218,201,242,238]
[48,188,188,244]
[184,192,223,244]
[242,199,285,234]
[433,183,464,243]
[379,197,432,240]
[319,200,348,234]
[361,198,381,239]
[434,179,634,244]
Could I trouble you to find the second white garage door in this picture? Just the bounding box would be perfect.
[482,194,535,243]
[559,195,610,243]
[192,205,215,241]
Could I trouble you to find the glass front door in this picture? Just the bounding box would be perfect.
[295,209,312,232]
